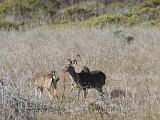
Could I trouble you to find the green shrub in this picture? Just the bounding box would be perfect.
[82,13,143,28]
[122,15,141,26]
[63,4,92,16]
[144,0,160,7]
[0,20,18,30]
[0,0,159,28]
[134,6,159,21]
[136,7,156,15]
[123,11,134,17]
[142,19,160,27]
[83,14,121,27]
[150,19,160,26]
[0,0,16,16]
[62,3,92,22]
[64,4,79,16]
[0,0,61,19]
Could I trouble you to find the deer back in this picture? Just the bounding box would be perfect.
[77,71,106,87]
[33,72,53,89]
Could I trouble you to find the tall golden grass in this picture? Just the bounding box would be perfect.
[0,26,160,119]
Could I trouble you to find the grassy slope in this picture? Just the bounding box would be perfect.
[0,0,160,30]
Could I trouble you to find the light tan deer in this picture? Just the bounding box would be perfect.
[33,70,59,101]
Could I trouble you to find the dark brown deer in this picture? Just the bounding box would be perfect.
[64,59,106,100]
[33,70,59,100]
[81,66,90,73]
[69,65,91,94]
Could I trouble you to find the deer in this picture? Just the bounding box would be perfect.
[81,66,90,73]
[67,64,91,95]
[64,59,106,100]
[33,70,60,101]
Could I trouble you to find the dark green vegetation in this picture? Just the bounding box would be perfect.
[0,0,160,30]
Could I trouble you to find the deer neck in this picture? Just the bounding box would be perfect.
[68,69,78,83]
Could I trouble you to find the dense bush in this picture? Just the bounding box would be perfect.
[143,0,160,7]
[0,0,61,20]
[0,0,160,30]
[0,20,18,30]
[83,14,121,27]
[62,3,92,21]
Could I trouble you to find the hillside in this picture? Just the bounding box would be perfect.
[0,0,160,30]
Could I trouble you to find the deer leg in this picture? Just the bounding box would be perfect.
[98,88,104,94]
[38,89,42,99]
[34,87,38,99]
[68,82,75,100]
[53,89,59,100]
[49,88,59,102]
[35,87,41,100]
[97,88,105,101]
[69,83,74,94]
[78,88,82,100]
[38,87,43,99]
[83,88,87,100]
[45,89,53,101]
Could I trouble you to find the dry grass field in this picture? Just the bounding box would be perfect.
[0,26,160,120]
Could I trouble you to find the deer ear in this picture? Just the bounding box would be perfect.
[56,77,59,81]
[53,70,56,76]
[67,59,72,65]
[72,60,77,67]
[50,71,56,77]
